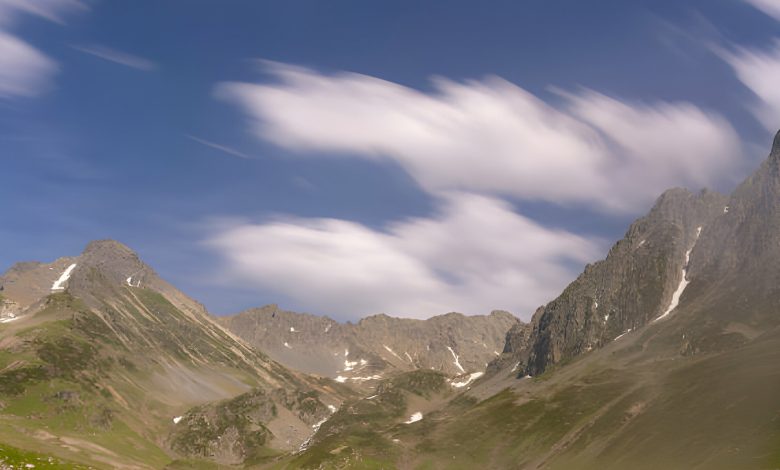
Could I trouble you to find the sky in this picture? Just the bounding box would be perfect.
[2,0,780,321]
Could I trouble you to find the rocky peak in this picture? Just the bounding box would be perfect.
[68,239,156,298]
[505,184,727,377]
[772,129,780,160]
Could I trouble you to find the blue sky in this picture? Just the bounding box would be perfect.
[2,0,780,320]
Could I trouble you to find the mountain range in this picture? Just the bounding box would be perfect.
[0,131,779,468]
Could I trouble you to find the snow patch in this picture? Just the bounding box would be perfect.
[614,328,632,341]
[327,404,337,413]
[335,376,347,383]
[366,394,378,400]
[604,314,610,322]
[655,226,702,322]
[349,375,382,382]
[343,357,358,371]
[511,362,520,372]
[638,239,646,247]
[290,326,296,332]
[383,344,402,361]
[404,412,423,424]
[404,351,414,363]
[493,350,500,356]
[446,346,466,373]
[173,416,183,424]
[451,372,484,388]
[723,206,729,213]
[283,342,292,349]
[51,263,77,291]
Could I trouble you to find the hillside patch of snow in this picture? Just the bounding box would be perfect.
[614,328,632,341]
[173,416,183,424]
[404,412,423,424]
[51,264,77,291]
[655,226,702,322]
[451,371,484,388]
[344,357,358,371]
[447,346,466,373]
[383,345,402,361]
[335,376,347,383]
[283,342,292,349]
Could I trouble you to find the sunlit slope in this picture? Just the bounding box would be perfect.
[0,241,349,468]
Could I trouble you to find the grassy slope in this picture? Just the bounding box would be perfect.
[268,370,451,469]
[281,320,780,470]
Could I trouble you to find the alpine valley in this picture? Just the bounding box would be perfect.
[2,132,780,469]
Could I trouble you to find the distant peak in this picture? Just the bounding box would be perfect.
[772,129,780,159]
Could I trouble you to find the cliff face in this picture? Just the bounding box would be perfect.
[494,131,780,377]
[492,188,727,376]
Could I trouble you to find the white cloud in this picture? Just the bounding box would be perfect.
[0,31,57,98]
[217,63,742,213]
[745,0,780,21]
[70,44,156,71]
[0,0,86,98]
[206,193,601,320]
[721,40,780,132]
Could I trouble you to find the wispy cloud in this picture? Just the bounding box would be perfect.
[0,0,86,98]
[0,0,87,26]
[71,44,156,71]
[206,192,601,320]
[216,63,742,213]
[720,40,780,131]
[206,61,746,318]
[745,0,780,21]
[186,134,251,159]
[0,31,56,98]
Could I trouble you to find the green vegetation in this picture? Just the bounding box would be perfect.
[0,443,92,469]
[168,389,277,464]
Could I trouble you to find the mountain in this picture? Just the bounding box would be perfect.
[282,131,780,469]
[492,186,728,376]
[3,132,780,469]
[219,305,519,383]
[0,240,353,468]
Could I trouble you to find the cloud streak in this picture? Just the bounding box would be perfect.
[71,44,156,71]
[217,63,742,213]
[186,134,251,159]
[721,40,780,132]
[0,0,87,26]
[206,192,601,320]
[745,0,780,21]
